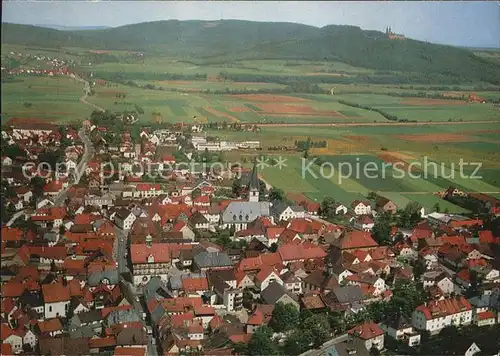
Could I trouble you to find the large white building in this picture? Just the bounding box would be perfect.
[412,296,472,335]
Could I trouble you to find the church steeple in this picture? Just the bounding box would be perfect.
[248,159,259,202]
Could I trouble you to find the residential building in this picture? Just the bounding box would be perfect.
[412,296,472,335]
[347,321,385,351]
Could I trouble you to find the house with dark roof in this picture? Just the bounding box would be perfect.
[303,270,339,294]
[375,196,397,215]
[193,251,232,272]
[260,281,299,309]
[380,313,421,347]
[207,269,243,312]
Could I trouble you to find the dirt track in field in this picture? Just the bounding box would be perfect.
[255,120,500,128]
[230,94,309,102]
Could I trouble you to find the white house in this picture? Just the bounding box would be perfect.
[2,332,23,354]
[351,200,372,215]
[42,283,71,319]
[255,268,283,291]
[23,330,38,351]
[334,203,348,215]
[380,314,421,347]
[354,215,374,231]
[114,209,136,230]
[347,321,385,351]
[412,296,472,335]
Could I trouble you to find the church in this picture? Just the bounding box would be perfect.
[221,160,270,232]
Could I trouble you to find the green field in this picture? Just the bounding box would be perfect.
[1,76,91,122]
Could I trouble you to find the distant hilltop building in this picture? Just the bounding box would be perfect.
[385,27,405,40]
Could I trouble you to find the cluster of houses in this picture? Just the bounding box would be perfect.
[2,52,74,77]
[2,123,84,211]
[1,122,500,356]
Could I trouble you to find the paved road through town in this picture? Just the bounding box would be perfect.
[299,334,349,356]
[54,129,94,207]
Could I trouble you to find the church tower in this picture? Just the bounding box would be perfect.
[248,159,259,202]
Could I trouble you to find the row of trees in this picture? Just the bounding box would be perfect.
[295,138,327,151]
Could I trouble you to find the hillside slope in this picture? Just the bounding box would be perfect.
[2,20,500,83]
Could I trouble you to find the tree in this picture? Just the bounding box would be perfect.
[367,191,377,200]
[327,311,347,335]
[284,330,312,355]
[371,213,392,244]
[269,188,285,202]
[269,302,300,332]
[301,314,331,348]
[232,179,242,198]
[191,188,201,200]
[398,202,422,228]
[246,326,281,356]
[59,225,66,235]
[202,147,211,163]
[433,203,441,212]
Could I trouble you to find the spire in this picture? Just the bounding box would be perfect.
[249,159,259,191]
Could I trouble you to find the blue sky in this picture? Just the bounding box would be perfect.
[2,1,499,48]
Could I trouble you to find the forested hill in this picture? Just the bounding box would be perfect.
[3,20,500,84]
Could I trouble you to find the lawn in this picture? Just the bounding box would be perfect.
[402,193,470,213]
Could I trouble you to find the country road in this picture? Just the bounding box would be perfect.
[256,119,500,128]
[72,74,105,112]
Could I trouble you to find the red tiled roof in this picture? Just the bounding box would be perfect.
[170,312,194,328]
[182,277,209,292]
[37,318,63,333]
[456,269,471,282]
[357,215,373,224]
[31,207,66,221]
[160,296,203,313]
[247,309,265,326]
[278,243,327,261]
[477,311,496,321]
[347,321,384,340]
[1,227,23,242]
[335,231,378,250]
[255,266,279,283]
[1,343,12,356]
[449,219,483,228]
[415,296,472,320]
[194,305,215,316]
[479,230,496,244]
[130,243,170,263]
[136,183,161,191]
[42,283,71,303]
[411,228,433,242]
[29,245,68,259]
[266,227,285,239]
[89,336,116,349]
[351,200,370,208]
[441,235,466,246]
[114,346,147,356]
[187,320,204,334]
[209,315,224,330]
[43,181,63,193]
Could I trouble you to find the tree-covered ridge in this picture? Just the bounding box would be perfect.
[3,21,500,83]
